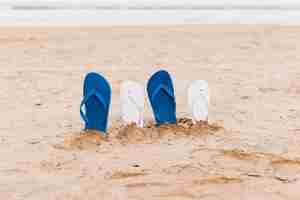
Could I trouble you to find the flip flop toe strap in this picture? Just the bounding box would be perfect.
[151,84,174,103]
[80,89,107,124]
[151,84,175,124]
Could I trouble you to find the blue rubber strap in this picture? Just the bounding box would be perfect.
[80,89,107,124]
[151,84,174,103]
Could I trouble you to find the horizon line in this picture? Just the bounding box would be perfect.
[7,4,300,11]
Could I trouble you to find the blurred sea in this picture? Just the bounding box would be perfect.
[1,4,300,25]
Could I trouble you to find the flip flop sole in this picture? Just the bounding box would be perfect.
[147,70,176,125]
[81,72,111,133]
[188,80,209,122]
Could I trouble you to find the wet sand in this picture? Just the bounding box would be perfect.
[0,25,300,199]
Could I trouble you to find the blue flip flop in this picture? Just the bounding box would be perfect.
[80,72,111,133]
[147,70,177,126]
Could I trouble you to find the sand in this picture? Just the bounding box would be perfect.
[0,25,300,199]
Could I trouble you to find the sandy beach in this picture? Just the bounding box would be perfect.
[1,25,300,199]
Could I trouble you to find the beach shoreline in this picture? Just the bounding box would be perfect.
[2,9,300,25]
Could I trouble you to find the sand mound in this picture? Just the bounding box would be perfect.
[193,176,242,185]
[221,148,300,164]
[271,158,300,166]
[221,149,263,161]
[59,118,223,149]
[116,118,223,144]
[176,118,223,135]
[62,130,108,150]
[109,171,147,180]
[116,123,159,144]
[149,118,223,138]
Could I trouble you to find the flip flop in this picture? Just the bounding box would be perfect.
[147,70,176,126]
[80,72,111,133]
[120,81,144,127]
[188,80,210,123]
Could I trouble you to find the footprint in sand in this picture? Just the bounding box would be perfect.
[162,164,205,176]
[213,148,300,182]
[197,148,266,176]
[156,177,241,199]
[271,159,300,183]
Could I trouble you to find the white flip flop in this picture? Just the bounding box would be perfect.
[120,80,144,127]
[188,80,210,123]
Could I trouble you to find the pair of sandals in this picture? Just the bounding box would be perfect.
[80,70,209,134]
